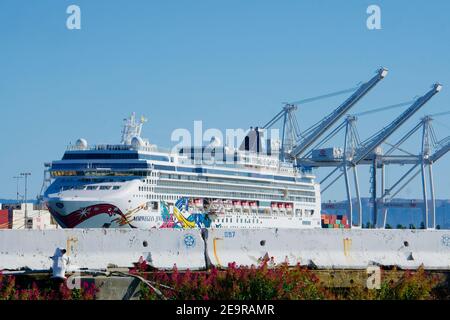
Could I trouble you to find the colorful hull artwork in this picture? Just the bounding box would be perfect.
[160,198,211,229]
[48,197,211,229]
[48,203,133,228]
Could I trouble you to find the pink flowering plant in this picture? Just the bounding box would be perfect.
[0,272,98,300]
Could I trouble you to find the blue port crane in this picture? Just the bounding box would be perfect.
[262,68,388,161]
[300,83,442,228]
[289,68,388,159]
[379,114,450,229]
[350,84,442,165]
[261,68,445,230]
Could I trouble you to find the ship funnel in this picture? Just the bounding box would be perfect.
[239,127,265,153]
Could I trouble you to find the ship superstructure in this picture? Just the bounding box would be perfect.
[44,113,321,229]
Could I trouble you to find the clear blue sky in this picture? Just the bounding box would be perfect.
[0,0,449,201]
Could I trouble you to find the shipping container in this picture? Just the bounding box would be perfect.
[0,209,9,229]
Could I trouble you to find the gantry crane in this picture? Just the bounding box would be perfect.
[289,68,388,159]
[298,83,442,227]
[262,68,388,161]
[316,115,449,230]
[260,68,444,230]
[350,84,442,165]
[379,115,450,229]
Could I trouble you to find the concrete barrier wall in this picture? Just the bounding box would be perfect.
[1,228,450,271]
[204,229,450,270]
[0,229,206,270]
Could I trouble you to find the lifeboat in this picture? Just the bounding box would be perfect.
[223,199,232,206]
[223,200,233,211]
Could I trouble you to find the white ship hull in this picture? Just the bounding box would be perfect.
[46,179,322,230]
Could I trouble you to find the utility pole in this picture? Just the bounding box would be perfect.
[20,172,31,229]
[13,176,23,204]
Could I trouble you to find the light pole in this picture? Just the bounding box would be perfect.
[20,172,31,229]
[13,176,23,204]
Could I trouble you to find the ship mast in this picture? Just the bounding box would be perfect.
[120,112,148,145]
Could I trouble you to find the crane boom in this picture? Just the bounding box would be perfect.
[430,138,450,162]
[290,67,388,158]
[352,83,442,165]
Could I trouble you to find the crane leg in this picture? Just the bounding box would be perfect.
[428,164,436,229]
[352,166,362,227]
[421,162,428,229]
[380,164,385,229]
[343,163,353,227]
[371,159,377,228]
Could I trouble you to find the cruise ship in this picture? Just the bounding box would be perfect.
[44,113,321,229]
